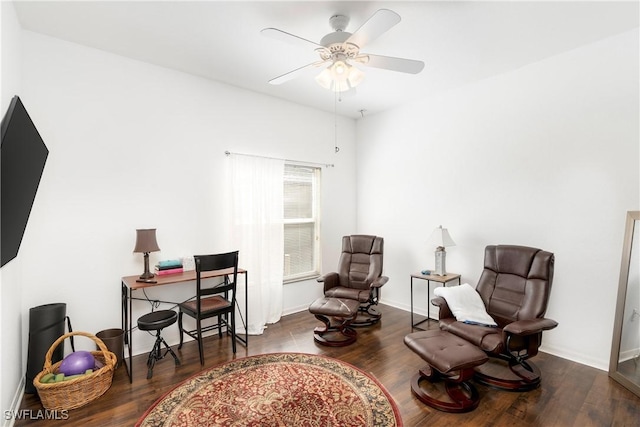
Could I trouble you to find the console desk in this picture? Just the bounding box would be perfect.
[121,267,248,382]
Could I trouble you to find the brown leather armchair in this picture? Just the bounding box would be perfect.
[318,235,388,326]
[433,245,558,390]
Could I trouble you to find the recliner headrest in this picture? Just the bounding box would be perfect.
[484,245,549,279]
[343,235,382,255]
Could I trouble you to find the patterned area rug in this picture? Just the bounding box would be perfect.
[136,352,402,427]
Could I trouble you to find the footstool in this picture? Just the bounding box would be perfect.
[404,329,488,413]
[308,297,360,347]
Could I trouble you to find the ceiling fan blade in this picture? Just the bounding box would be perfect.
[356,54,425,74]
[346,9,401,48]
[269,60,328,85]
[261,28,323,50]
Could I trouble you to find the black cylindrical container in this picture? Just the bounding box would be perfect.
[25,303,67,394]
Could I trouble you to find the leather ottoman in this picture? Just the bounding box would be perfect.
[308,297,360,346]
[404,329,488,412]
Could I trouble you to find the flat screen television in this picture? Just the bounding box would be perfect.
[1,96,49,267]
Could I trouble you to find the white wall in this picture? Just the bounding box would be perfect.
[12,29,355,373]
[0,1,26,421]
[356,29,639,370]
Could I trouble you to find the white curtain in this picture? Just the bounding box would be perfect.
[228,154,284,335]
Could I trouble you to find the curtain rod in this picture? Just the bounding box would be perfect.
[224,151,334,168]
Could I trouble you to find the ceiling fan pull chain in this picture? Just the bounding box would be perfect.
[334,91,340,153]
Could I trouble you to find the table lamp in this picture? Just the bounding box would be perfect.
[133,228,160,281]
[428,225,455,276]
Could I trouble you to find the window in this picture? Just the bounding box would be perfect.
[283,164,321,282]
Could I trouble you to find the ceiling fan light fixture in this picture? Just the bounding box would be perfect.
[332,60,348,79]
[333,80,351,93]
[315,59,365,92]
[315,68,333,90]
[347,65,365,87]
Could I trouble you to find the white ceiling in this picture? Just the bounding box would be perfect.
[12,1,640,119]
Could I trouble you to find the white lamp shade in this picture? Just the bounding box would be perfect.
[429,225,456,248]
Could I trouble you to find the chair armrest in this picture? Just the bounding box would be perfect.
[503,318,558,336]
[431,296,454,320]
[371,276,389,288]
[317,272,339,293]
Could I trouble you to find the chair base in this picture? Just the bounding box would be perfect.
[146,332,180,379]
[410,365,481,413]
[351,304,382,327]
[473,356,542,391]
[313,313,357,347]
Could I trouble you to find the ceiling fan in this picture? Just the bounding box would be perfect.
[261,9,425,93]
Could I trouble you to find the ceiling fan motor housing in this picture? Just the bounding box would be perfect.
[329,14,349,31]
[320,14,360,58]
[320,31,353,48]
[319,16,360,62]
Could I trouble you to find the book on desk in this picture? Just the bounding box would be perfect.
[155,259,184,276]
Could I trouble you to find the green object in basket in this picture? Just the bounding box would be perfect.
[40,373,55,383]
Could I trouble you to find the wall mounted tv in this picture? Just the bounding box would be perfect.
[1,96,49,267]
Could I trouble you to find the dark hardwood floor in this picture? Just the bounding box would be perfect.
[17,304,640,426]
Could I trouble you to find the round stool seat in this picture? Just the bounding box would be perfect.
[138,310,177,331]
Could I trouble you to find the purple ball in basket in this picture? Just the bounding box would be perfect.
[58,351,95,376]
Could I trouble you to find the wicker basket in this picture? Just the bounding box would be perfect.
[33,331,117,410]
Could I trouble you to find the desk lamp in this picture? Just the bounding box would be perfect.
[428,225,455,276]
[133,228,160,282]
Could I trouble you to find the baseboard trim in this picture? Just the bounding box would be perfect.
[3,375,25,427]
[619,348,640,363]
[283,304,308,316]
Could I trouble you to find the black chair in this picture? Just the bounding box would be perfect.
[178,251,239,365]
[137,310,180,379]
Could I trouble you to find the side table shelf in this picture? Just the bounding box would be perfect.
[410,272,461,330]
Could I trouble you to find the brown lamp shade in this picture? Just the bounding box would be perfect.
[133,229,160,253]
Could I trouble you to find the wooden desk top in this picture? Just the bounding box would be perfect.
[411,272,461,283]
[122,267,246,290]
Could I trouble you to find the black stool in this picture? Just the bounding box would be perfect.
[137,310,181,379]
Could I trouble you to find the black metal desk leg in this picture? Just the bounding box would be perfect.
[427,280,431,320]
[245,271,248,346]
[411,276,414,328]
[121,281,133,382]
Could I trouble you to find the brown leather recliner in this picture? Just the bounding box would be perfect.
[433,244,558,390]
[318,235,389,326]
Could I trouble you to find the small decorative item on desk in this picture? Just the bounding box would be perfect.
[428,225,456,276]
[155,259,184,276]
[181,256,195,271]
